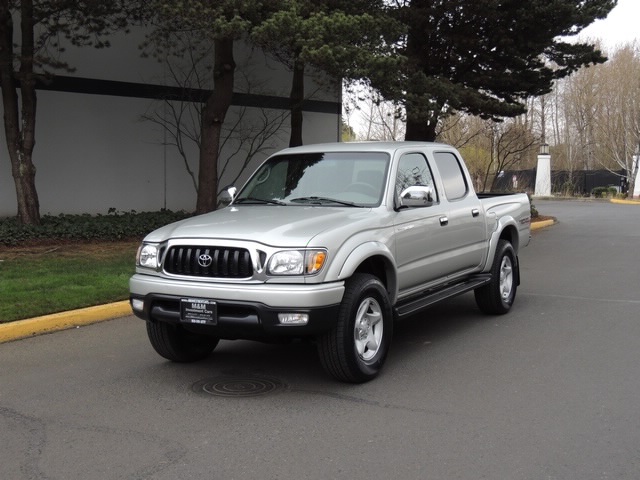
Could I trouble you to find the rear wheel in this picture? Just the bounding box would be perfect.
[475,239,518,315]
[318,273,393,383]
[146,321,219,362]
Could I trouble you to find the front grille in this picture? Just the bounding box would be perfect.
[164,246,253,278]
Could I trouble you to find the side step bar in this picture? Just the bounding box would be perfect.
[394,275,492,319]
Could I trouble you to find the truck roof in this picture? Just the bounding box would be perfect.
[276,141,453,155]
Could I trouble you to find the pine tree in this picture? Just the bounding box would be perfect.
[252,0,402,146]
[372,0,616,141]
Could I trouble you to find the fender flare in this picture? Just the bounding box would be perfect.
[483,217,519,273]
[336,242,398,303]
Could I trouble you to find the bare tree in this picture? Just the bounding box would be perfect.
[593,44,640,196]
[356,86,405,141]
[438,114,537,192]
[141,39,289,205]
[564,62,601,170]
[481,119,537,192]
[217,101,289,189]
[437,114,492,191]
[544,41,640,197]
[438,113,486,151]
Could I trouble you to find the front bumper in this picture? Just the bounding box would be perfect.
[129,274,345,339]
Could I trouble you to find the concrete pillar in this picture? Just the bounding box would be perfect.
[534,143,551,197]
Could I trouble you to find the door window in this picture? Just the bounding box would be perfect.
[396,153,438,204]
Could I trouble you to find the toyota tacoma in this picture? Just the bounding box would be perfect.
[130,142,531,382]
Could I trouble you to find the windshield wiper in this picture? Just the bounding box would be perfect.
[234,197,287,206]
[290,196,363,207]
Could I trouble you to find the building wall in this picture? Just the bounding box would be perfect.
[0,28,341,216]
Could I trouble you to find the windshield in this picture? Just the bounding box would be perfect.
[235,152,389,207]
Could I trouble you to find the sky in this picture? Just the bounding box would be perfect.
[577,0,640,50]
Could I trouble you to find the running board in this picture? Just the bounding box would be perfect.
[394,275,492,319]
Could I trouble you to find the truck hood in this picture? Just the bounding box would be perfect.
[144,205,374,247]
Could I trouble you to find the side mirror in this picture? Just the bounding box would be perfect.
[398,185,434,208]
[218,186,237,207]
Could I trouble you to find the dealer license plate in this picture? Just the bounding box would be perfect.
[180,298,217,325]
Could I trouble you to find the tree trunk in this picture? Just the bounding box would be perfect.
[289,56,304,147]
[403,21,438,143]
[0,0,41,224]
[404,115,438,142]
[195,38,235,214]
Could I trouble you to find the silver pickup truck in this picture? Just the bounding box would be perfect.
[130,142,531,382]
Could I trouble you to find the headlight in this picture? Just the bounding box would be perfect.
[267,249,327,276]
[136,243,160,269]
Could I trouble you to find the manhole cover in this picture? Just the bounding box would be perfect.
[193,376,287,397]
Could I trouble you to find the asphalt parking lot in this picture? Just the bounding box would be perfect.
[1,199,639,480]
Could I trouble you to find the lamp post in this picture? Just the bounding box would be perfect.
[534,143,551,197]
[539,143,550,155]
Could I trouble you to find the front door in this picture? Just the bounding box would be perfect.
[393,152,452,293]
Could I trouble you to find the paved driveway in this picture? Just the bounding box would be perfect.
[1,199,639,479]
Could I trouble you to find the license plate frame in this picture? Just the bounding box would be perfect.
[180,298,217,325]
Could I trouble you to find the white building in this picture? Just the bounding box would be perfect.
[0,29,341,216]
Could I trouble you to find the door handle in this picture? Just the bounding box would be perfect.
[472,208,480,217]
[439,216,449,226]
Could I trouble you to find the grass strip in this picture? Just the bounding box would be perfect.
[0,242,137,323]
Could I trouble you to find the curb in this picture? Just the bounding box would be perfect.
[611,198,640,205]
[0,301,132,344]
[530,219,556,230]
[2,218,558,344]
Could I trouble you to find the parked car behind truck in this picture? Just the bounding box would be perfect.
[130,142,531,382]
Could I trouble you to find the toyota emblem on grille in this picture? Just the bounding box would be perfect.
[198,253,213,267]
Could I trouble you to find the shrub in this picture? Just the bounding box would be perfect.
[527,193,539,218]
[559,181,576,197]
[591,186,618,198]
[0,209,193,246]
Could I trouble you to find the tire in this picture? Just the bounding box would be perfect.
[146,321,219,362]
[474,239,518,315]
[317,273,393,383]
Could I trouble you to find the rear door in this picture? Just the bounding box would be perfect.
[431,150,487,273]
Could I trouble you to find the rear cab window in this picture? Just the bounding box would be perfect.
[433,151,469,201]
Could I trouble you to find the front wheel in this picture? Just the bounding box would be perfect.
[317,274,393,383]
[474,239,518,315]
[146,321,219,362]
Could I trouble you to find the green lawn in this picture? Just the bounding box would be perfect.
[0,242,138,322]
